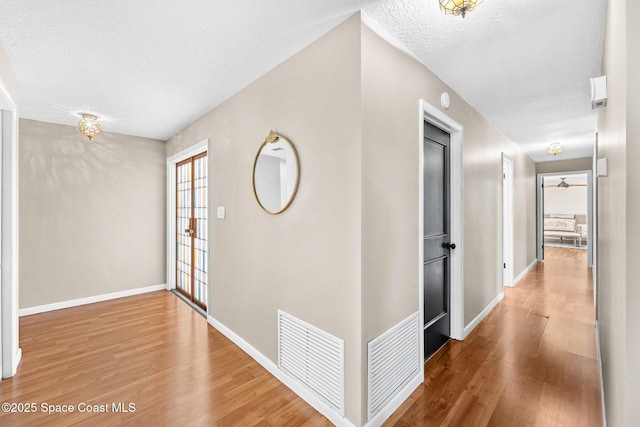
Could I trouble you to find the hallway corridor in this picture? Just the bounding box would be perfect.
[0,248,602,426]
[388,247,603,426]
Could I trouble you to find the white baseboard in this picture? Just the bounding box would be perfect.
[463,291,504,338]
[19,284,167,316]
[13,348,21,374]
[513,258,538,286]
[363,372,422,427]
[2,347,21,379]
[595,321,607,427]
[207,315,356,427]
[6,348,21,378]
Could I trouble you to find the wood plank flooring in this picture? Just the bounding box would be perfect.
[385,247,603,426]
[1,247,602,426]
[0,292,332,427]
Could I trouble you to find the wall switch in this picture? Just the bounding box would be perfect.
[217,206,226,219]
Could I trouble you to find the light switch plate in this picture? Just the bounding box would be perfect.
[217,206,226,219]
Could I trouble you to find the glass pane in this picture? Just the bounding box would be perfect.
[193,155,208,307]
[176,161,192,295]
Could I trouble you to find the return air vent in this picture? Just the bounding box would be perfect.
[277,310,345,416]
[368,312,420,420]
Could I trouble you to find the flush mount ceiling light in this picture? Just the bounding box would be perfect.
[547,142,563,156]
[439,0,481,18]
[77,113,101,140]
[558,178,570,190]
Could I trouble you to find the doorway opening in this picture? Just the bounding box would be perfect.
[167,140,209,316]
[537,171,593,268]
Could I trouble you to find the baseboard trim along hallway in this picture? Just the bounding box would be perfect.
[384,247,602,426]
[207,315,355,427]
[513,258,538,286]
[595,320,608,426]
[4,291,333,426]
[18,284,167,316]
[463,291,505,338]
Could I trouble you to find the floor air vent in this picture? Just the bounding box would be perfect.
[368,312,420,420]
[278,310,345,416]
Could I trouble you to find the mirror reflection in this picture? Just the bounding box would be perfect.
[252,131,300,214]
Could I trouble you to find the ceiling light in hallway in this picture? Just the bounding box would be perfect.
[439,0,481,18]
[77,113,102,140]
[547,142,563,156]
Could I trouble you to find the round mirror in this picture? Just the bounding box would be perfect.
[252,130,300,214]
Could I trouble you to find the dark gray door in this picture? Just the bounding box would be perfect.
[423,121,453,361]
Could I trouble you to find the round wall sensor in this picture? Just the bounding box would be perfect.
[440,92,450,109]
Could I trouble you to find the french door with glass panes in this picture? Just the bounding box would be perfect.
[176,152,208,309]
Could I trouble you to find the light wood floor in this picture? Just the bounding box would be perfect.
[0,292,333,426]
[1,247,602,426]
[385,247,603,426]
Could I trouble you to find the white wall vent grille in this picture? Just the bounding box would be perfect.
[368,312,420,420]
[277,310,345,416]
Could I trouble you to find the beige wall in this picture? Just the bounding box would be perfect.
[625,0,640,419]
[166,13,537,425]
[544,187,588,216]
[595,0,640,425]
[166,15,364,425]
[359,22,537,337]
[535,157,592,174]
[514,155,538,276]
[362,20,536,422]
[358,19,536,422]
[19,119,166,308]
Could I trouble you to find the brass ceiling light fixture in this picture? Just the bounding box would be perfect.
[77,113,101,140]
[547,142,563,156]
[439,0,481,18]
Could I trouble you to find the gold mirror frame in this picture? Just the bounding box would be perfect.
[252,130,300,215]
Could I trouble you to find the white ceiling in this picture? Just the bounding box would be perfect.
[0,0,606,162]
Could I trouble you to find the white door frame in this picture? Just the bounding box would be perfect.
[0,79,20,379]
[536,170,593,268]
[419,99,464,361]
[502,154,514,287]
[536,174,545,262]
[166,140,209,309]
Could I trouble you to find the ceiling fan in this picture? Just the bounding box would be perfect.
[557,177,587,190]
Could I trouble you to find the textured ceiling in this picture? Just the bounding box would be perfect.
[0,0,380,140]
[0,0,606,162]
[363,0,607,161]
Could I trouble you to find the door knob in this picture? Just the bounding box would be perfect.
[442,242,456,250]
[184,218,197,237]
